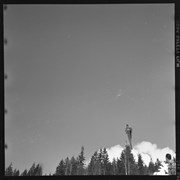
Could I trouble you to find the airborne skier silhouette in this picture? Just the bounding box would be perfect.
[125,124,132,150]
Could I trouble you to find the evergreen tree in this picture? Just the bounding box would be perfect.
[77,146,85,175]
[27,163,36,176]
[143,165,149,175]
[154,158,161,172]
[55,159,65,175]
[5,164,21,176]
[117,151,126,175]
[123,145,138,175]
[13,168,20,176]
[64,157,71,175]
[97,148,103,175]
[5,163,13,176]
[70,156,78,175]
[21,169,28,176]
[26,163,42,176]
[112,158,117,175]
[137,154,144,175]
[87,156,93,175]
[34,164,43,176]
[84,166,88,175]
[88,151,101,175]
[148,159,156,175]
[101,148,111,175]
[130,159,138,175]
[87,152,96,175]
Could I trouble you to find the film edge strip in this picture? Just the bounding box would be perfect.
[175,2,180,180]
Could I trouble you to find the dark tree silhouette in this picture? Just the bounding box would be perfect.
[55,159,65,175]
[154,158,162,172]
[26,163,42,176]
[88,151,101,175]
[13,168,20,176]
[123,145,138,175]
[101,148,111,175]
[21,169,28,176]
[64,157,71,175]
[111,158,118,175]
[148,159,156,175]
[137,154,145,175]
[117,151,126,175]
[70,156,78,175]
[5,163,13,176]
[77,146,85,175]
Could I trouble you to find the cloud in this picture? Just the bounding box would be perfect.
[106,145,124,161]
[133,141,175,165]
[85,141,175,167]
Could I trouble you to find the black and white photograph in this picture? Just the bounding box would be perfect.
[4,4,176,176]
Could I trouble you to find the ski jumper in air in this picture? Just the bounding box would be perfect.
[125,124,132,150]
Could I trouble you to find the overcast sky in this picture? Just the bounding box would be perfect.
[4,4,175,175]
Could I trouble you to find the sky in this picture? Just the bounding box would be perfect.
[4,4,175,175]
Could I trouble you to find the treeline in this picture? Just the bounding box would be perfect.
[5,145,162,176]
[5,162,42,176]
